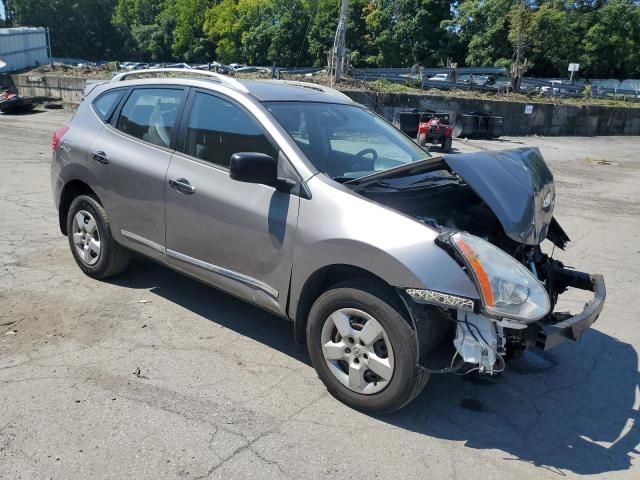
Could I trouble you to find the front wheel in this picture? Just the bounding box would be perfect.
[307,280,429,413]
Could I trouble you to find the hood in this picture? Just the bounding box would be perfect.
[350,148,557,246]
[443,147,555,245]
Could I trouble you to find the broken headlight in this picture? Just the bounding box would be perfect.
[450,232,550,322]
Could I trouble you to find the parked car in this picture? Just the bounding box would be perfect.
[428,73,449,82]
[51,69,606,413]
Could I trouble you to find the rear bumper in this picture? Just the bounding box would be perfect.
[535,272,606,350]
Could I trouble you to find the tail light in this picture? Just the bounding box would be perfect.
[52,126,69,151]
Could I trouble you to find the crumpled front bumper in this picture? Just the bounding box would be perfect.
[534,271,606,350]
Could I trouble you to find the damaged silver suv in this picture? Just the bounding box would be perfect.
[51,69,606,413]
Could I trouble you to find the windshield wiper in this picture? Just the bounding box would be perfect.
[407,175,458,187]
[332,176,355,184]
[343,156,435,186]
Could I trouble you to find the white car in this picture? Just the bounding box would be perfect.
[429,74,449,82]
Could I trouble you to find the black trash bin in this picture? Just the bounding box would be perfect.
[454,111,503,138]
[453,114,478,138]
[476,114,490,137]
[488,115,504,138]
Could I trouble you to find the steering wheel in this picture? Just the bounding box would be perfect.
[355,148,378,162]
[350,148,378,172]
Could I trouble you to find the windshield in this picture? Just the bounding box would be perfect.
[265,102,429,180]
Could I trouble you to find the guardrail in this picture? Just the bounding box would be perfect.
[350,67,640,100]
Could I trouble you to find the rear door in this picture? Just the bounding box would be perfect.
[86,87,187,260]
[164,90,301,315]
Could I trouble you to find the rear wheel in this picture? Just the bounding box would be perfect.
[418,133,427,147]
[66,195,129,279]
[307,280,429,413]
[441,136,452,152]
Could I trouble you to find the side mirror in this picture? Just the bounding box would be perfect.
[230,152,277,185]
[229,152,295,191]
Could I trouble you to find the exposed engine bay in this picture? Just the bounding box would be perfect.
[348,148,606,376]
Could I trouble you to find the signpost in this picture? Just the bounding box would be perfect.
[568,63,580,82]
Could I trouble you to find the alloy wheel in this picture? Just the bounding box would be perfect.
[320,307,395,395]
[71,210,101,266]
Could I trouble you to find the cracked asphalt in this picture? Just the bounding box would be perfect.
[1,109,639,479]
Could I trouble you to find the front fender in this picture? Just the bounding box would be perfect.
[288,175,479,320]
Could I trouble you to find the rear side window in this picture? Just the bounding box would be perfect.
[92,90,124,121]
[116,88,184,148]
[184,92,277,168]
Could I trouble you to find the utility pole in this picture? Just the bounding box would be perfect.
[331,0,348,84]
[510,0,529,92]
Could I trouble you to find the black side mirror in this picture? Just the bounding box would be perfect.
[230,152,277,185]
[229,152,295,191]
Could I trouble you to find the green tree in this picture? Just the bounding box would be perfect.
[203,0,243,63]
[170,0,217,63]
[1,0,14,26]
[528,3,579,77]
[366,0,457,67]
[204,0,311,65]
[306,0,373,67]
[579,0,640,78]
[112,0,174,61]
[12,0,122,59]
[307,0,339,66]
[451,0,516,67]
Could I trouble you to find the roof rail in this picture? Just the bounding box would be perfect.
[110,68,249,93]
[273,80,353,102]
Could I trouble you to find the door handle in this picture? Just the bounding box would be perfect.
[91,151,109,164]
[169,178,195,194]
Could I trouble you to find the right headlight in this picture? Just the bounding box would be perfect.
[450,232,550,322]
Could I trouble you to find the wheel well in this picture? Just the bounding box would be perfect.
[293,264,411,344]
[58,180,99,235]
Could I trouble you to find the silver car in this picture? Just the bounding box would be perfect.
[51,69,605,413]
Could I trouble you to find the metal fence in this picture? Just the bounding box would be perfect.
[0,27,50,73]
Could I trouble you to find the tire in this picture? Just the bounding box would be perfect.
[441,136,452,152]
[417,133,427,147]
[66,194,129,279]
[307,280,429,414]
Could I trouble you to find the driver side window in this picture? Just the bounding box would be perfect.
[184,92,277,168]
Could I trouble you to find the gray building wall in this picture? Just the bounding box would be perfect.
[0,27,50,73]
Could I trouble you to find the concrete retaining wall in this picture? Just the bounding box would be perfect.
[11,73,86,102]
[344,91,640,136]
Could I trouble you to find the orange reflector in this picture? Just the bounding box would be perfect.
[454,237,494,307]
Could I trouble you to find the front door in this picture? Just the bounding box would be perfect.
[164,91,300,315]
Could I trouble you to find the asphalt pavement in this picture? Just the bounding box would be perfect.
[1,109,639,479]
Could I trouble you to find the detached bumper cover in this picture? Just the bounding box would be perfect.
[535,272,606,350]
